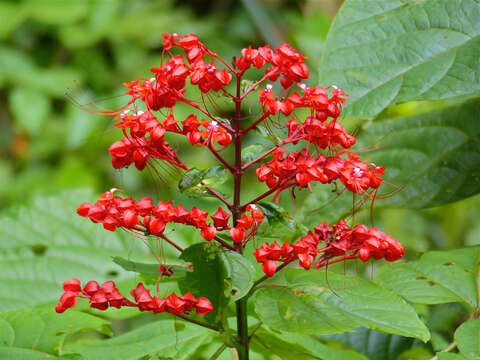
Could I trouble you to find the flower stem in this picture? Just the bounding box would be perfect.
[232,72,249,360]
[175,313,219,331]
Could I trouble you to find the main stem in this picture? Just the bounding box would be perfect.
[233,73,249,360]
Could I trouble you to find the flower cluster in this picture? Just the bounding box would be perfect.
[55,278,213,316]
[77,188,222,241]
[259,83,347,120]
[236,43,308,88]
[256,149,384,195]
[253,220,405,277]
[229,204,265,244]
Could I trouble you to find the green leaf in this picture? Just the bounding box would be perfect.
[257,201,308,242]
[0,190,147,313]
[254,269,430,341]
[455,319,480,359]
[323,328,423,360]
[0,306,109,356]
[66,319,213,360]
[255,329,369,360]
[179,243,225,323]
[218,250,255,302]
[179,244,254,321]
[319,0,480,119]
[178,165,228,198]
[0,3,26,39]
[112,256,192,278]
[0,348,55,359]
[375,247,480,310]
[360,99,480,208]
[438,354,470,360]
[9,87,51,136]
[250,328,318,360]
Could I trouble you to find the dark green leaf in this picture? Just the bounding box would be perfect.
[360,99,480,208]
[375,247,480,310]
[455,319,480,359]
[257,202,308,242]
[323,328,423,360]
[319,0,480,119]
[178,166,227,198]
[254,269,430,341]
[255,329,368,360]
[0,190,147,313]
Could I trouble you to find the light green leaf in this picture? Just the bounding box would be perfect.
[455,319,480,359]
[319,0,480,119]
[0,306,109,356]
[0,3,26,39]
[375,247,480,310]
[0,347,55,359]
[9,88,51,136]
[0,190,147,313]
[438,354,470,360]
[254,269,430,341]
[218,250,255,302]
[66,319,213,360]
[23,0,88,25]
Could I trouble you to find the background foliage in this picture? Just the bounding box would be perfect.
[1,0,480,359]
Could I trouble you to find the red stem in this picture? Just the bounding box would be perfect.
[240,71,279,100]
[180,97,234,133]
[241,112,270,135]
[208,144,235,172]
[159,234,184,252]
[242,146,278,171]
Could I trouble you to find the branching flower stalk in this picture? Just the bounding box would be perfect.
[56,33,405,359]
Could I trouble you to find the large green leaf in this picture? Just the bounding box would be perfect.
[179,243,255,322]
[323,328,423,360]
[300,98,480,221]
[455,319,480,360]
[0,306,109,357]
[375,247,480,310]
[319,0,480,119]
[257,202,309,242]
[66,319,214,360]
[0,190,147,313]
[254,269,429,341]
[360,99,480,208]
